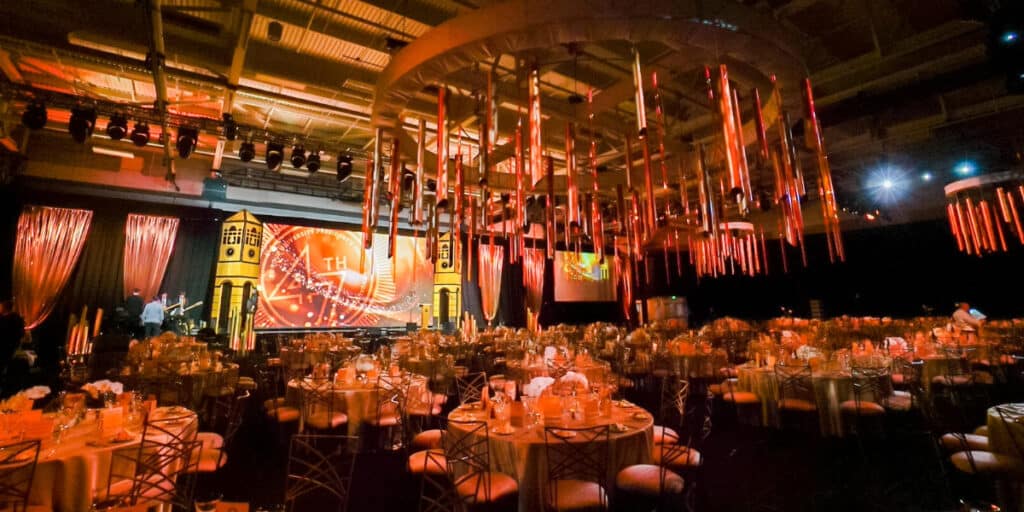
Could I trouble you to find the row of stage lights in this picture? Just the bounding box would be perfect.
[19,100,356,182]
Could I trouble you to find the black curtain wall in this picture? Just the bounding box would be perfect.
[160,214,221,320]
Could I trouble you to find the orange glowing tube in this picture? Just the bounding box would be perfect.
[997,187,1012,223]
[802,78,844,261]
[362,141,376,251]
[652,71,669,188]
[624,135,635,190]
[753,88,770,163]
[587,90,604,262]
[947,204,965,253]
[1008,193,1024,245]
[964,198,983,253]
[388,136,401,259]
[414,119,426,225]
[565,122,579,226]
[436,87,448,203]
[954,201,973,255]
[616,185,627,236]
[994,205,1008,252]
[514,120,524,262]
[632,47,647,139]
[759,229,769,274]
[641,139,656,238]
[674,230,683,277]
[731,87,752,204]
[546,156,556,259]
[454,152,464,260]
[468,196,476,281]
[980,200,997,251]
[678,163,690,220]
[529,65,543,187]
[717,65,743,201]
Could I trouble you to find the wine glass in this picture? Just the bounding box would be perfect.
[194,492,222,512]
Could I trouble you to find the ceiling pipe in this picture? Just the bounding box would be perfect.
[142,0,176,187]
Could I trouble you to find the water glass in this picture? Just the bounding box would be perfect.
[195,492,222,512]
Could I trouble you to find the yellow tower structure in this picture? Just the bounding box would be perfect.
[432,232,461,330]
[210,210,262,349]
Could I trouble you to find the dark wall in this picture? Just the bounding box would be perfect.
[643,219,1024,325]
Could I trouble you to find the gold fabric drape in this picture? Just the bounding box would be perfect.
[13,206,93,329]
[522,248,545,330]
[477,243,504,325]
[123,214,180,300]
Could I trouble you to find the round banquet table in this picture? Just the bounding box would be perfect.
[286,374,428,437]
[446,401,653,512]
[736,365,873,437]
[26,406,197,512]
[986,404,1024,458]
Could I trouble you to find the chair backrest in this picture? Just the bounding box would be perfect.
[300,379,342,427]
[375,374,409,421]
[285,434,359,512]
[658,375,690,430]
[775,363,814,405]
[543,425,610,509]
[108,408,199,509]
[444,419,495,502]
[850,363,892,408]
[0,439,41,510]
[994,405,1024,460]
[454,372,487,405]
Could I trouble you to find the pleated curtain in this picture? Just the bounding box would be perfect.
[123,214,180,301]
[477,243,504,325]
[522,248,545,330]
[12,206,93,329]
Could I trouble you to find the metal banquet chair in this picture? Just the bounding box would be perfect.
[284,434,359,512]
[445,418,518,511]
[0,439,41,512]
[454,372,488,405]
[775,361,818,433]
[542,424,611,512]
[651,375,689,445]
[363,374,408,451]
[101,408,200,511]
[299,380,348,434]
[191,390,251,475]
[617,377,689,510]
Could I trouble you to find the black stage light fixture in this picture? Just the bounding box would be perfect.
[176,126,199,158]
[238,141,256,162]
[106,113,128,140]
[21,100,47,130]
[130,122,151,147]
[306,151,321,172]
[222,113,238,141]
[68,106,97,143]
[336,152,353,181]
[266,142,284,170]
[290,145,306,168]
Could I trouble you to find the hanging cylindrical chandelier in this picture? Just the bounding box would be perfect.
[945,169,1024,255]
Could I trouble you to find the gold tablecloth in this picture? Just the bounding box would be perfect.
[987,403,1024,458]
[26,406,197,512]
[287,375,428,437]
[736,365,859,436]
[447,402,653,511]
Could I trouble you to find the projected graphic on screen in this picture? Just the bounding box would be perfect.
[554,251,617,302]
[255,224,433,328]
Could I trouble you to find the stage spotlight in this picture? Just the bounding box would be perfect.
[68,106,97,143]
[290,145,306,169]
[238,141,256,162]
[266,142,284,170]
[1003,31,1020,44]
[222,113,238,141]
[130,122,150,147]
[336,152,353,181]
[176,126,198,159]
[954,161,976,176]
[306,151,321,172]
[866,166,907,204]
[21,100,47,130]
[921,172,933,182]
[106,113,128,140]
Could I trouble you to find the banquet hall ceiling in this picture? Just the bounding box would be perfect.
[0,0,1022,226]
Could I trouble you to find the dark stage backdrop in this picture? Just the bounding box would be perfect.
[160,215,220,321]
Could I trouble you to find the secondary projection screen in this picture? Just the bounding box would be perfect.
[554,251,617,302]
[255,224,433,328]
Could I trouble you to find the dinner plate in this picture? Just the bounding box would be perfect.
[610,423,629,433]
[631,412,648,421]
[550,429,577,439]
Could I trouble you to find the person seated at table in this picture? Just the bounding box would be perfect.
[952,302,983,338]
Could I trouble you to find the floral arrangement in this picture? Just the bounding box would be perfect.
[522,377,554,397]
[0,385,50,413]
[81,380,124,399]
[560,371,589,391]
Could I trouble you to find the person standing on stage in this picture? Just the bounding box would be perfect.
[125,288,144,336]
[141,296,165,338]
